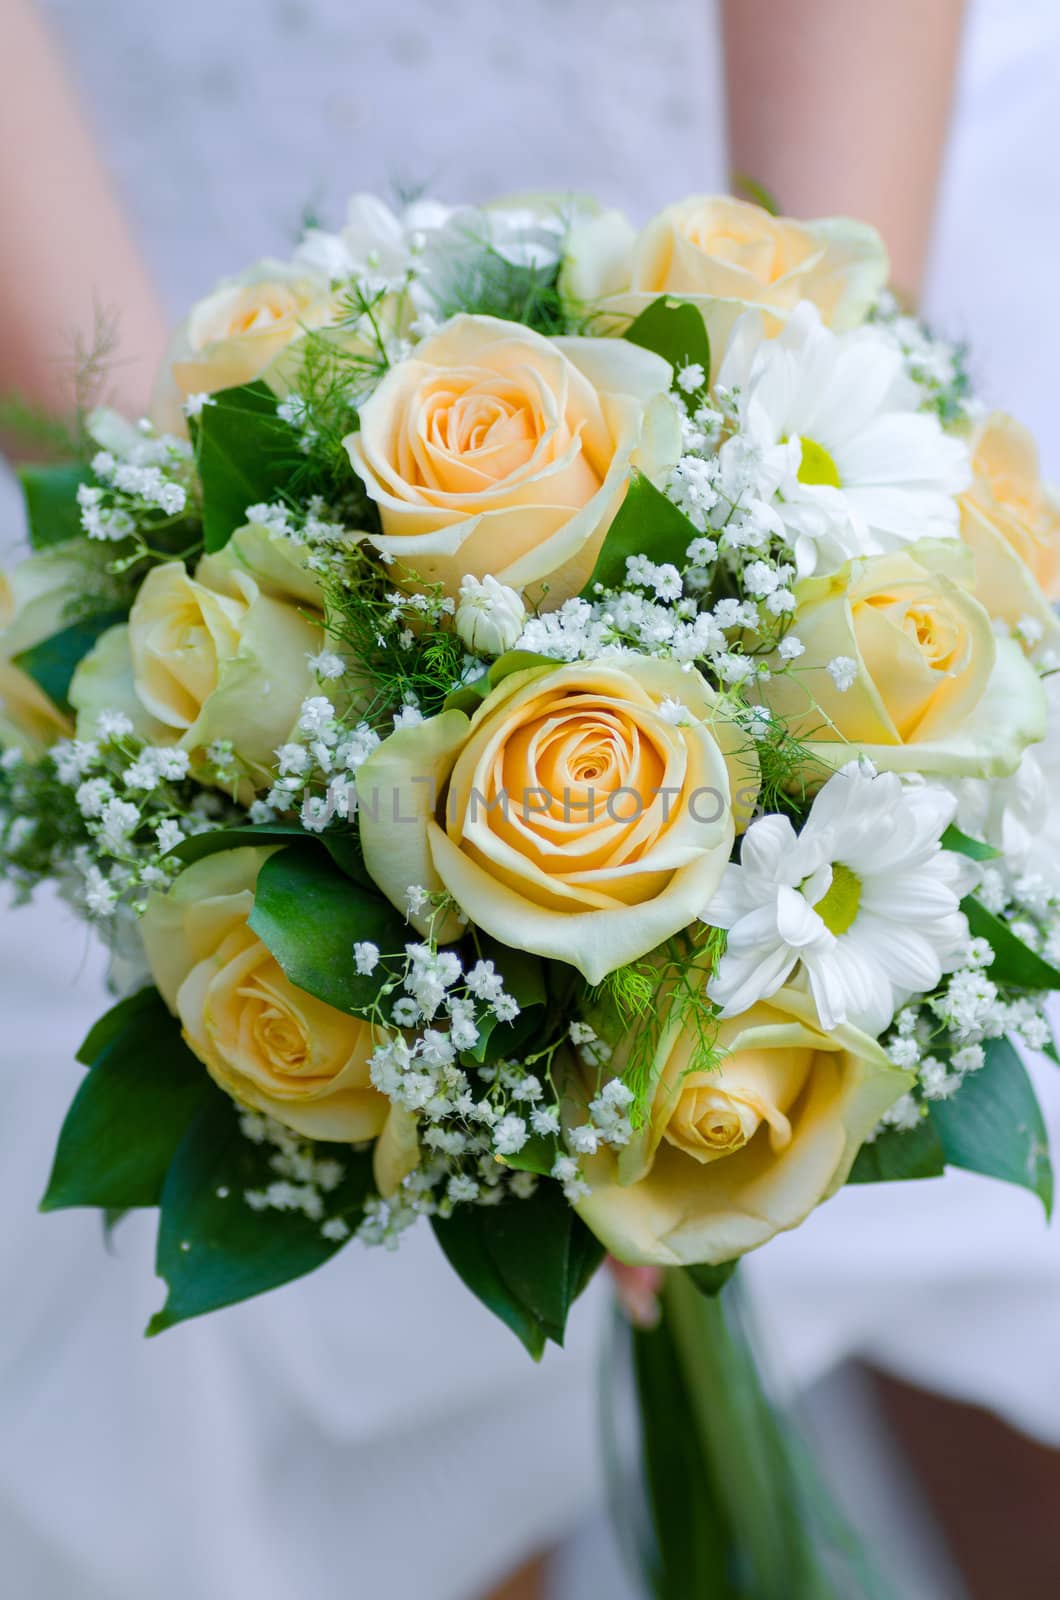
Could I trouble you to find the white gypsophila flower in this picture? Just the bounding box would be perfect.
[454,574,527,657]
[155,819,184,855]
[493,1115,528,1156]
[307,649,346,681]
[717,301,971,578]
[703,764,976,1035]
[392,704,424,731]
[353,941,380,976]
[95,710,134,740]
[297,696,336,737]
[876,1093,923,1134]
[76,778,114,819]
[82,864,118,918]
[826,655,858,692]
[97,798,141,854]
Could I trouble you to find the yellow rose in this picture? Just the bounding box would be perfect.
[562,195,888,363]
[345,313,681,606]
[222,521,328,609]
[356,655,758,985]
[959,412,1060,656]
[69,551,321,785]
[571,981,910,1267]
[763,541,1047,779]
[140,848,409,1180]
[0,549,80,754]
[152,260,340,433]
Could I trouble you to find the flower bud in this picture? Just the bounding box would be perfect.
[455,575,527,657]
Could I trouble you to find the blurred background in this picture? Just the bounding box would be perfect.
[2,2,1060,1597]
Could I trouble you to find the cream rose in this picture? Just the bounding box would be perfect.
[562,195,888,363]
[69,551,321,785]
[356,655,758,984]
[571,981,910,1267]
[763,541,1047,779]
[959,412,1060,656]
[152,260,340,433]
[140,848,410,1180]
[0,549,81,754]
[222,521,328,610]
[345,314,681,605]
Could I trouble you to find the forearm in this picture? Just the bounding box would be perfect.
[721,0,967,300]
[0,0,168,434]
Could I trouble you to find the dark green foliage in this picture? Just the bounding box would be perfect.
[432,1180,604,1358]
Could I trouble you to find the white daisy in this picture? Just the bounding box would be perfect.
[718,302,971,578]
[702,764,976,1035]
[947,671,1060,898]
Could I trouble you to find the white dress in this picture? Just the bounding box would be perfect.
[2,2,1060,1596]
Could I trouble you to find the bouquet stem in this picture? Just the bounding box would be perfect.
[619,1268,891,1600]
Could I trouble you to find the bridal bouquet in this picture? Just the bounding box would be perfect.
[3,190,1058,1595]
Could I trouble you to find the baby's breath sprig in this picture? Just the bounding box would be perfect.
[582,927,725,1134]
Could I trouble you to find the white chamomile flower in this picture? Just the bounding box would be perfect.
[718,302,971,578]
[946,672,1060,897]
[702,764,976,1035]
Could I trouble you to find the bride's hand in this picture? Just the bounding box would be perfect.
[607,1259,664,1328]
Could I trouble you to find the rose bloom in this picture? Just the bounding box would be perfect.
[152,260,341,432]
[960,412,1060,656]
[346,313,681,605]
[0,549,80,754]
[70,549,321,786]
[764,541,1047,780]
[141,846,414,1188]
[562,194,888,361]
[569,980,910,1267]
[356,655,758,985]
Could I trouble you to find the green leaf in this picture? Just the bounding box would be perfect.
[632,1303,738,1599]
[195,381,297,553]
[148,1093,373,1333]
[169,821,371,887]
[443,676,490,715]
[685,1259,739,1297]
[847,1116,946,1184]
[76,985,164,1067]
[500,1132,558,1177]
[580,470,700,597]
[624,296,711,397]
[13,609,125,711]
[43,993,214,1211]
[18,463,92,550]
[731,174,781,216]
[432,1209,546,1359]
[248,842,409,1015]
[431,1180,604,1357]
[443,650,556,715]
[929,1035,1053,1214]
[940,824,1002,862]
[103,1207,130,1238]
[963,897,1060,991]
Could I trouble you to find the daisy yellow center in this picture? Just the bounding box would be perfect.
[796,436,842,489]
[811,861,862,936]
